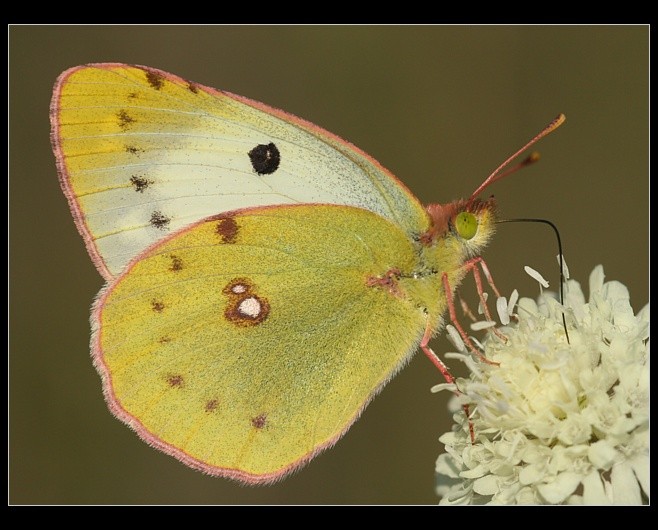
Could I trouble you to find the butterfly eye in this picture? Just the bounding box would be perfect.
[455,211,478,240]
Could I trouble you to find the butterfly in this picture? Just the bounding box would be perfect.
[50,63,564,484]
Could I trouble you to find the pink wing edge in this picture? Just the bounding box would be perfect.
[89,202,422,484]
[50,64,115,281]
[51,62,424,283]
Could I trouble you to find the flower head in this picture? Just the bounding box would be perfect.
[434,264,649,505]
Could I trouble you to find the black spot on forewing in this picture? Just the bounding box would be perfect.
[125,145,144,155]
[150,211,171,230]
[130,175,153,192]
[248,143,280,175]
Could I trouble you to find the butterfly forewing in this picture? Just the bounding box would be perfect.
[52,63,428,279]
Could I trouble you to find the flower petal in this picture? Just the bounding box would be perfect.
[629,453,650,498]
[557,254,570,280]
[582,470,610,505]
[497,296,510,325]
[525,266,549,288]
[508,289,519,316]
[446,324,465,352]
[588,440,619,470]
[461,464,489,479]
[473,475,499,495]
[588,264,605,300]
[471,320,496,331]
[610,462,642,505]
[536,472,581,504]
[519,464,545,485]
[435,453,461,479]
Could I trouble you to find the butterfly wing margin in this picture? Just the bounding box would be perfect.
[91,204,430,483]
[51,63,429,279]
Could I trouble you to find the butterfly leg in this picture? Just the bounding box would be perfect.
[461,257,509,343]
[442,256,509,365]
[442,273,500,366]
[420,325,475,443]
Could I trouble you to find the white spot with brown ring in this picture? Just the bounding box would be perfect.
[222,278,270,327]
[237,297,262,319]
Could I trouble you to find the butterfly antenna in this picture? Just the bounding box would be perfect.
[497,218,570,344]
[469,114,566,201]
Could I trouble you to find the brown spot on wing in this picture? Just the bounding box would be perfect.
[130,175,153,192]
[117,109,135,130]
[222,278,253,296]
[151,299,165,313]
[222,278,270,327]
[125,145,144,155]
[166,374,184,387]
[145,70,165,90]
[215,215,238,244]
[205,399,219,412]
[251,413,267,429]
[169,255,183,272]
[366,268,404,297]
[187,82,199,94]
[150,211,171,230]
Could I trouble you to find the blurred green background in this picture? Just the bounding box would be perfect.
[9,25,648,505]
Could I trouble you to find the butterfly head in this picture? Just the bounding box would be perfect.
[420,114,566,258]
[422,197,497,258]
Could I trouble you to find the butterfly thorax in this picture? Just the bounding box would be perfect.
[384,197,498,336]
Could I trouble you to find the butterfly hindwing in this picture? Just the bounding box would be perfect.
[93,204,440,482]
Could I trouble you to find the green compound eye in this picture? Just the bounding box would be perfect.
[455,212,478,240]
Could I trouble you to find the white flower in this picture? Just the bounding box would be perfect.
[434,264,649,505]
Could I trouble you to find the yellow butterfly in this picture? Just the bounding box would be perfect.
[51,63,563,484]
